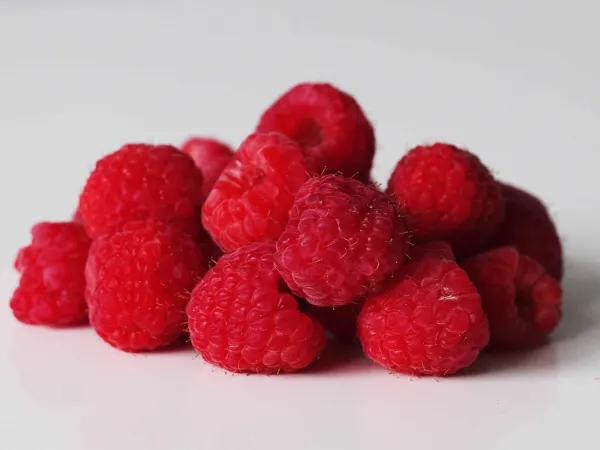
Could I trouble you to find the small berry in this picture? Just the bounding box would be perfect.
[202,132,312,252]
[181,137,234,200]
[275,175,410,307]
[490,183,563,280]
[187,242,326,373]
[386,143,504,257]
[86,220,205,352]
[79,143,204,239]
[11,222,91,326]
[358,245,489,376]
[256,82,375,182]
[461,247,562,350]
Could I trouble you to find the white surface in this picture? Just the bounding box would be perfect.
[1,1,599,449]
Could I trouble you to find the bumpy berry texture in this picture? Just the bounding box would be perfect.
[181,137,234,200]
[256,82,375,182]
[490,183,563,280]
[11,222,91,326]
[358,246,490,376]
[275,175,409,307]
[304,300,364,343]
[202,132,312,252]
[86,220,205,352]
[79,143,204,239]
[387,143,504,257]
[461,247,562,350]
[187,242,326,373]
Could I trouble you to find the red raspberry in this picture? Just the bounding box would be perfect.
[202,132,312,252]
[386,143,504,257]
[86,220,205,352]
[408,240,455,261]
[358,245,489,376]
[181,137,234,200]
[275,175,410,307]
[461,247,562,350]
[489,183,563,280]
[79,143,204,239]
[10,222,91,326]
[304,300,364,343]
[187,242,326,373]
[256,82,375,182]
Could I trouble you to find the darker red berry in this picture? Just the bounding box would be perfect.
[304,300,364,344]
[386,143,504,257]
[11,222,91,326]
[86,220,205,352]
[181,137,234,200]
[358,246,489,376]
[202,132,312,252]
[79,143,204,239]
[275,175,410,307]
[461,247,562,350]
[256,82,375,182]
[187,242,326,373]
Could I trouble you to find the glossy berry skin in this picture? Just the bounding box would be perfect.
[181,137,234,200]
[275,175,410,307]
[85,220,205,352]
[202,132,312,252]
[187,242,326,373]
[358,246,490,376]
[490,183,563,280]
[256,82,375,182]
[461,247,562,350]
[79,143,204,239]
[10,222,91,326]
[387,143,504,257]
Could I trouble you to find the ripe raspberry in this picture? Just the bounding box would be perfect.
[358,246,489,376]
[79,143,204,239]
[181,137,234,200]
[256,82,375,182]
[304,300,364,343]
[461,247,562,350]
[86,220,205,352]
[202,132,312,252]
[10,222,91,326]
[386,143,504,257]
[187,242,326,373]
[490,183,563,280]
[275,175,410,307]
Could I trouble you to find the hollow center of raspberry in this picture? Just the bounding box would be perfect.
[292,120,323,149]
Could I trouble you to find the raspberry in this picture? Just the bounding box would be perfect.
[358,245,489,376]
[187,242,326,373]
[202,132,312,252]
[86,220,205,352]
[386,143,504,257]
[461,247,562,350]
[256,82,375,182]
[490,183,563,280]
[181,137,234,200]
[304,300,364,343]
[408,240,455,262]
[275,175,409,307]
[79,143,204,239]
[10,222,91,326]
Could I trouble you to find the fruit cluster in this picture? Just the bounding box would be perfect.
[9,82,563,376]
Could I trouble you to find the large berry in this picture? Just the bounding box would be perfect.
[10,222,91,326]
[187,242,326,373]
[181,137,234,200]
[358,244,489,376]
[275,175,410,307]
[490,183,563,280]
[387,143,504,257]
[86,220,205,352]
[461,247,562,350]
[79,143,204,239]
[202,132,312,252]
[256,82,375,182]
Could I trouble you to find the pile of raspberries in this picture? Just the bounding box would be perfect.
[9,82,563,376]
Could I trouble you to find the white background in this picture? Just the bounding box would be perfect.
[1,1,599,449]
